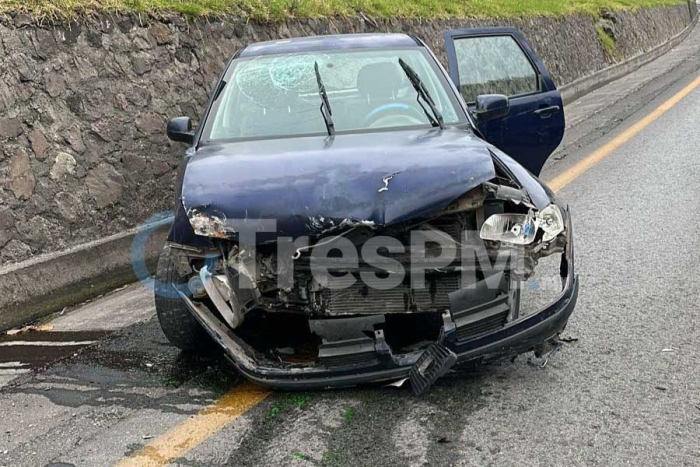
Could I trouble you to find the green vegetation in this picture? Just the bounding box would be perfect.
[596,25,619,58]
[265,393,311,419]
[294,395,309,409]
[292,452,312,461]
[267,404,281,418]
[322,451,338,462]
[1,0,686,22]
[342,407,356,423]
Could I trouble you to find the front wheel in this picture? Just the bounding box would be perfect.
[154,245,210,351]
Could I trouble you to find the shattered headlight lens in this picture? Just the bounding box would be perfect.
[537,204,564,242]
[188,212,228,238]
[480,214,537,245]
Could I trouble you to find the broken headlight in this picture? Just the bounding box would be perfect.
[536,204,564,242]
[480,213,537,245]
[480,204,564,245]
[188,211,228,239]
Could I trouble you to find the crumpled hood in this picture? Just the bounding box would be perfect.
[182,127,497,238]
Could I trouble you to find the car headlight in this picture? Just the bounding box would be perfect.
[536,204,564,242]
[188,211,228,238]
[479,204,564,245]
[480,213,537,245]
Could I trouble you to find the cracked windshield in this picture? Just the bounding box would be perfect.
[206,48,463,140]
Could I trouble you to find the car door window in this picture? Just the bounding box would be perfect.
[452,35,539,103]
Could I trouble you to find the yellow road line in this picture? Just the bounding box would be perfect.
[548,74,700,192]
[114,382,270,467]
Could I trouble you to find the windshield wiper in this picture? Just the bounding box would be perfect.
[314,61,335,136]
[398,58,445,130]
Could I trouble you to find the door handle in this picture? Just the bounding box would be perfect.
[534,105,560,118]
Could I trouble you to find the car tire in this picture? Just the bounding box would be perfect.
[154,245,210,351]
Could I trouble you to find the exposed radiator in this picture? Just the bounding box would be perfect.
[315,213,480,316]
[321,274,462,315]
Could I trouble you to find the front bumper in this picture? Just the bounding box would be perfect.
[180,210,578,390]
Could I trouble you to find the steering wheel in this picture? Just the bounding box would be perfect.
[363,103,427,128]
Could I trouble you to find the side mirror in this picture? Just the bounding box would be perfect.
[167,117,195,145]
[474,94,510,122]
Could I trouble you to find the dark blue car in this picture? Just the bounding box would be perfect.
[157,29,578,394]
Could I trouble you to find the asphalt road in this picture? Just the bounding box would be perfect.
[1,32,700,467]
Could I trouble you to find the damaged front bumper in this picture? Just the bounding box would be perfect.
[176,211,578,391]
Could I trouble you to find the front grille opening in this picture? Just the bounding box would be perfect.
[455,308,509,342]
[233,309,321,364]
[232,307,445,365]
[382,312,443,353]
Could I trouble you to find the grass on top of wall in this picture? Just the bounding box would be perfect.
[0,0,688,22]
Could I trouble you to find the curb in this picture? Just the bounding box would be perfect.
[560,10,699,105]
[0,10,698,332]
[0,221,170,331]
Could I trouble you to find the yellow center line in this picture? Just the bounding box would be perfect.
[114,382,270,467]
[114,73,700,467]
[548,74,700,192]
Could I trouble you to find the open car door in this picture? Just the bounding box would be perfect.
[444,27,565,176]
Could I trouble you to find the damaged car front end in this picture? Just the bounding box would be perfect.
[157,32,578,394]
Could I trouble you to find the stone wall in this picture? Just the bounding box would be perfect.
[0,4,692,264]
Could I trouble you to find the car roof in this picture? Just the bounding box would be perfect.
[238,33,421,58]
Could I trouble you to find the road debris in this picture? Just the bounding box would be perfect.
[560,336,579,343]
[385,378,409,388]
[529,337,565,368]
[540,346,562,368]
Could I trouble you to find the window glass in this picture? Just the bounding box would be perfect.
[203,48,465,142]
[453,35,539,103]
